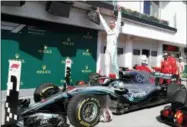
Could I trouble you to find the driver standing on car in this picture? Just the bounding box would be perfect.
[96,5,122,79]
[96,6,122,122]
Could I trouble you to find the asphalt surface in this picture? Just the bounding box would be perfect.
[1,81,186,127]
[0,100,170,127]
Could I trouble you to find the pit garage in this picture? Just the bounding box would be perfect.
[132,37,159,67]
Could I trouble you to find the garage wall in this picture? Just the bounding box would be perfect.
[132,39,158,67]
[1,20,98,90]
[2,1,186,46]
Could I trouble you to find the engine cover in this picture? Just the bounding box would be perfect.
[24,113,69,127]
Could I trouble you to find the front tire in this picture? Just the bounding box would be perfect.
[34,83,60,103]
[67,94,101,127]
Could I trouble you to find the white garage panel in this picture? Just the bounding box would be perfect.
[133,39,158,67]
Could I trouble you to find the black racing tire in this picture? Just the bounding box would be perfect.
[34,83,60,103]
[67,94,101,127]
[89,73,102,86]
[167,84,187,104]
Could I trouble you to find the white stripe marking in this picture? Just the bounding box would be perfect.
[2,21,19,27]
[6,117,10,122]
[6,89,10,96]
[7,108,10,113]
[1,26,15,31]
[9,113,12,118]
[12,24,26,33]
[14,115,17,120]
[6,82,13,96]
[6,102,9,108]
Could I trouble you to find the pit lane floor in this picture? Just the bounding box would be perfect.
[1,81,186,127]
[0,101,170,127]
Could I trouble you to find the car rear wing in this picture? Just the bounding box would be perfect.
[2,60,22,127]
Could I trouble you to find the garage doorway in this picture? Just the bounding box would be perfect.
[142,49,150,58]
[142,49,151,66]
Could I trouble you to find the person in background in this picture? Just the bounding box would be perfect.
[177,56,184,81]
[167,53,178,75]
[159,53,172,85]
[141,55,149,65]
[135,55,155,73]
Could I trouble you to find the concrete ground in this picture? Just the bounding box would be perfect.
[1,81,186,127]
[0,100,170,127]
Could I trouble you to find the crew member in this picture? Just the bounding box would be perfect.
[167,53,178,75]
[159,53,172,85]
[136,55,154,73]
[96,6,122,79]
[177,57,184,81]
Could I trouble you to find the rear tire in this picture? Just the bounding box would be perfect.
[167,84,187,104]
[34,83,60,103]
[67,94,101,127]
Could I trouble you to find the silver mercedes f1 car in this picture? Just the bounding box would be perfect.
[3,65,180,127]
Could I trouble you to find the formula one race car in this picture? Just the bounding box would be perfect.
[88,66,179,94]
[3,60,180,127]
[90,65,180,86]
[159,84,187,127]
[32,70,170,121]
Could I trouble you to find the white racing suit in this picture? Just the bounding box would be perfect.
[99,11,121,79]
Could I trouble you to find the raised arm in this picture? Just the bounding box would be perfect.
[96,8,110,34]
[116,5,122,30]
